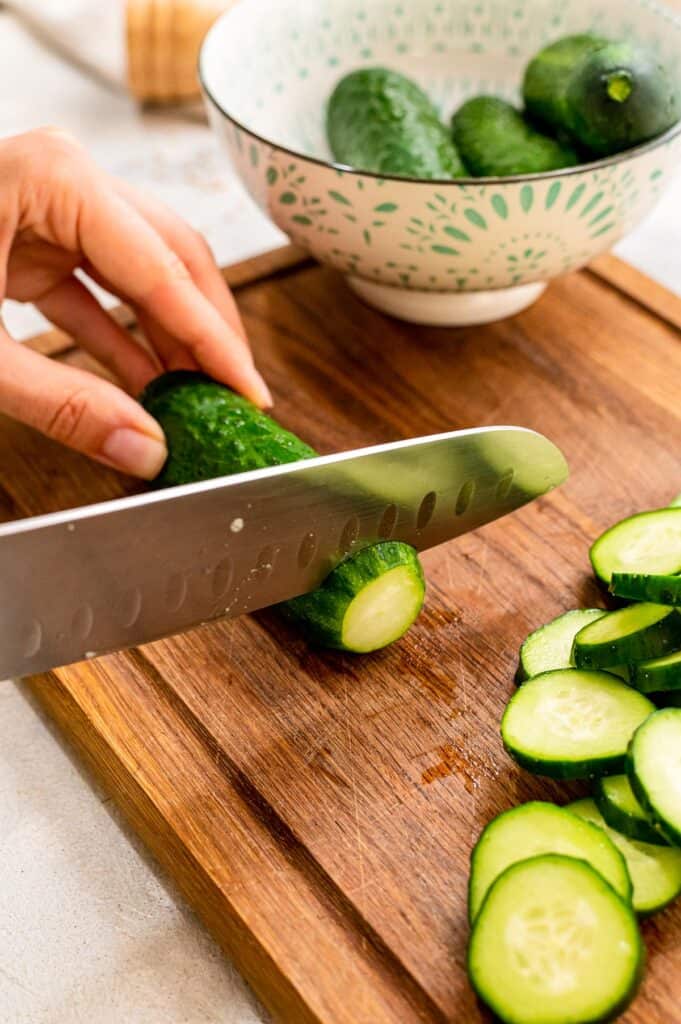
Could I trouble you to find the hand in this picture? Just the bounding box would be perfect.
[0,128,271,478]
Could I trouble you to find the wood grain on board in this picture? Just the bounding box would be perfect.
[5,253,680,1023]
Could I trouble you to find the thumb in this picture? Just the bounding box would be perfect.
[0,328,167,479]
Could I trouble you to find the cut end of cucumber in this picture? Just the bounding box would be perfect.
[469,854,643,1024]
[572,603,681,670]
[605,69,633,103]
[341,564,424,653]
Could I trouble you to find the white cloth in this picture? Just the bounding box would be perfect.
[3,0,127,87]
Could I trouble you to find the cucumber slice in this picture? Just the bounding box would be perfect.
[569,797,681,915]
[501,670,655,779]
[630,649,681,693]
[468,854,643,1024]
[628,709,681,846]
[590,509,681,585]
[283,541,425,653]
[517,608,606,683]
[469,801,632,921]
[611,572,681,607]
[572,603,681,670]
[594,775,668,846]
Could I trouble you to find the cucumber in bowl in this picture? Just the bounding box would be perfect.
[469,854,643,1024]
[141,371,426,652]
[501,669,654,779]
[450,96,577,176]
[523,34,680,156]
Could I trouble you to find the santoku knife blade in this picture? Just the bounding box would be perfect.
[0,425,567,678]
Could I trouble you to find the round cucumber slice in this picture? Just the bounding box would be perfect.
[610,572,681,607]
[468,854,643,1024]
[572,603,681,670]
[283,541,425,653]
[501,670,655,780]
[594,775,668,846]
[630,648,681,693]
[469,802,632,922]
[517,608,606,683]
[590,509,681,585]
[568,798,681,915]
[628,709,681,846]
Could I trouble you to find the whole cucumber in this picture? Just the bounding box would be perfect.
[565,42,681,155]
[327,67,467,179]
[451,96,578,176]
[523,34,605,130]
[524,35,681,156]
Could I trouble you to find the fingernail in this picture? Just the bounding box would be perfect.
[253,371,273,409]
[100,428,167,479]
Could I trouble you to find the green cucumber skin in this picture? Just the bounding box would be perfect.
[565,42,681,155]
[594,777,669,847]
[628,710,681,847]
[630,652,681,694]
[572,607,681,670]
[327,67,467,179]
[282,541,424,650]
[523,34,606,131]
[524,34,680,156]
[504,744,627,782]
[140,371,316,487]
[611,572,681,607]
[451,96,578,176]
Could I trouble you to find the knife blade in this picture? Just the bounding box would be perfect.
[0,425,567,678]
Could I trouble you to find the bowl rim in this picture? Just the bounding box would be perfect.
[199,2,681,188]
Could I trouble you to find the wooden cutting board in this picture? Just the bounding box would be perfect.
[7,250,681,1024]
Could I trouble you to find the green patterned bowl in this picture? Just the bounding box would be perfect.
[200,0,681,325]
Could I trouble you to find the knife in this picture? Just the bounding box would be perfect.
[0,425,567,678]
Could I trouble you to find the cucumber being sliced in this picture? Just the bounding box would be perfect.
[468,854,643,1024]
[569,797,681,915]
[572,603,681,670]
[590,508,681,585]
[469,801,632,921]
[282,541,425,652]
[501,669,654,780]
[630,649,681,693]
[517,608,606,683]
[611,572,681,607]
[628,709,681,846]
[141,371,426,652]
[594,775,668,846]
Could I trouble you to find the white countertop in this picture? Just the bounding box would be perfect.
[0,9,679,1023]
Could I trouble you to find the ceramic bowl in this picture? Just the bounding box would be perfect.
[200,0,681,326]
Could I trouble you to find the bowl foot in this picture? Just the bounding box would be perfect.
[347,277,547,326]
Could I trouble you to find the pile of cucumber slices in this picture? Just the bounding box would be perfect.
[468,496,681,1024]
